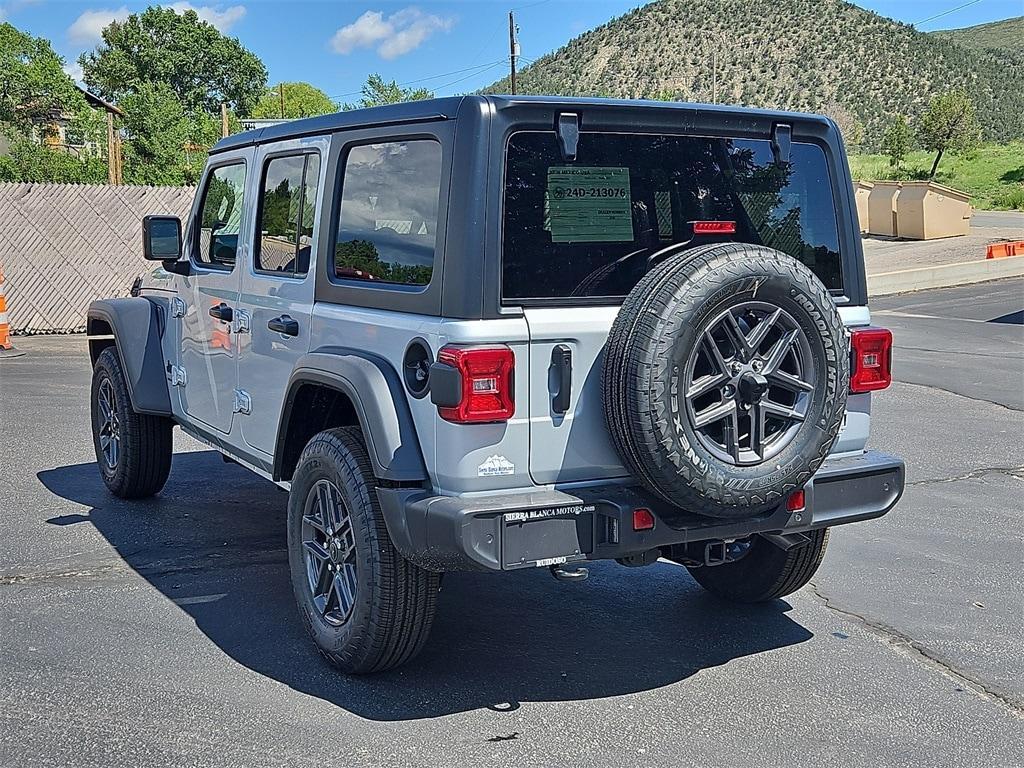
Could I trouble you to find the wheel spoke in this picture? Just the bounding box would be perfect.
[763,399,806,423]
[750,403,766,459]
[721,311,750,356]
[302,514,327,534]
[723,407,741,463]
[763,329,800,374]
[768,369,814,392]
[693,398,737,428]
[687,372,728,399]
[303,539,331,563]
[702,330,730,375]
[316,482,335,535]
[334,568,356,615]
[745,308,782,354]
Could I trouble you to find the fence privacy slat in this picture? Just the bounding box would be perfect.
[0,183,195,333]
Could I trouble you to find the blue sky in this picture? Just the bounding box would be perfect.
[2,0,1021,104]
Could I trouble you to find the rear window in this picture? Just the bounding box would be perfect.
[502,132,843,301]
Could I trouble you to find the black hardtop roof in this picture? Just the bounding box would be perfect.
[210,94,832,154]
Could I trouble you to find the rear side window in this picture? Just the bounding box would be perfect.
[195,163,246,269]
[254,153,320,277]
[334,140,442,286]
[502,132,843,301]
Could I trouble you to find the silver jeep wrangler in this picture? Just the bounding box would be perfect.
[87,96,904,674]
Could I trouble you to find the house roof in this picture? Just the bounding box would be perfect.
[75,84,124,118]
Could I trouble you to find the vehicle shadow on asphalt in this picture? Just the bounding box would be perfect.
[38,452,813,721]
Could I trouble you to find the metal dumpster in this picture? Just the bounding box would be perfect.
[854,181,873,234]
[866,181,902,237]
[894,181,972,240]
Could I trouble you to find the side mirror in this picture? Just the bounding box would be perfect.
[142,215,182,261]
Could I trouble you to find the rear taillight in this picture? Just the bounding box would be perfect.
[436,345,515,423]
[850,327,892,393]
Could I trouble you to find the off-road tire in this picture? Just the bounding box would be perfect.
[687,528,830,602]
[90,346,173,498]
[287,427,440,674]
[603,243,849,519]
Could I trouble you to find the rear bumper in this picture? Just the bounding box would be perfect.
[378,450,905,572]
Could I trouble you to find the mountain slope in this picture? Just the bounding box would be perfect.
[932,17,1024,54]
[486,0,1024,148]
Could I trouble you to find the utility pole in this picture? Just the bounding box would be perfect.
[712,49,717,104]
[279,82,285,119]
[508,10,518,95]
[220,102,229,138]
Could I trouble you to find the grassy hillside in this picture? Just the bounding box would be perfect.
[932,17,1024,55]
[848,143,1024,210]
[486,0,1024,148]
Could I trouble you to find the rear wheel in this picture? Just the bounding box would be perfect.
[90,347,173,498]
[287,427,440,674]
[687,528,829,602]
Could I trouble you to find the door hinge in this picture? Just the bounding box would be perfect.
[232,389,252,415]
[233,308,251,334]
[169,365,187,387]
[170,297,186,318]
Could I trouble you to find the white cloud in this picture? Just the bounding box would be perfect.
[169,3,246,33]
[331,7,454,59]
[67,7,130,46]
[63,61,85,83]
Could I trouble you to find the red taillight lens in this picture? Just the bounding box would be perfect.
[632,507,655,531]
[786,489,806,512]
[692,220,737,235]
[437,345,515,423]
[850,327,893,393]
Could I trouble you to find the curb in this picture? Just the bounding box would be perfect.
[867,255,1024,297]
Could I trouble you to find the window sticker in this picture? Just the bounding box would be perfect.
[546,167,633,242]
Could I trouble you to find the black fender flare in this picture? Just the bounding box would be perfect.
[274,347,427,483]
[86,298,172,416]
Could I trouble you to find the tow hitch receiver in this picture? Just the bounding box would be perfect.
[704,540,729,567]
[550,564,589,582]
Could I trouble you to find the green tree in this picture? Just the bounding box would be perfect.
[343,74,433,110]
[253,82,337,119]
[881,115,911,169]
[0,136,107,183]
[918,90,982,178]
[119,82,192,185]
[79,7,267,117]
[0,22,83,133]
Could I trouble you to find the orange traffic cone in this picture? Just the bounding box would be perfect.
[0,265,24,359]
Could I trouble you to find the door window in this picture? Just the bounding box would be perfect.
[254,153,321,277]
[194,163,247,269]
[334,140,442,286]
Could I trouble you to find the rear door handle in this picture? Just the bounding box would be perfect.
[268,315,299,337]
[208,303,233,322]
[551,344,572,414]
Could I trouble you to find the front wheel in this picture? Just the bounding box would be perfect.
[90,347,173,498]
[287,427,440,674]
[687,528,829,602]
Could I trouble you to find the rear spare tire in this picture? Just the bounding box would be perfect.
[602,243,848,519]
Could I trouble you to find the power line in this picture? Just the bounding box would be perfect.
[432,61,505,94]
[915,0,985,27]
[326,59,506,100]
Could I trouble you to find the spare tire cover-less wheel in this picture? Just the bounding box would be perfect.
[602,243,849,519]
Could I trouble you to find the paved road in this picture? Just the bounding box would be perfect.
[972,210,1024,231]
[1,281,1022,767]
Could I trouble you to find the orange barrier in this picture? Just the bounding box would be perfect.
[0,265,22,357]
[986,241,1024,259]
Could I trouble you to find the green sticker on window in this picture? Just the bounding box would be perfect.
[546,167,633,242]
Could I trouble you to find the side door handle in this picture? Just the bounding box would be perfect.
[551,344,572,414]
[268,314,299,337]
[209,303,233,322]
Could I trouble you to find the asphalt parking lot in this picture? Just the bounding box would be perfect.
[1,279,1022,768]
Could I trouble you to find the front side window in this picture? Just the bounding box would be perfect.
[334,140,442,286]
[195,163,246,268]
[255,153,320,277]
[502,132,843,301]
